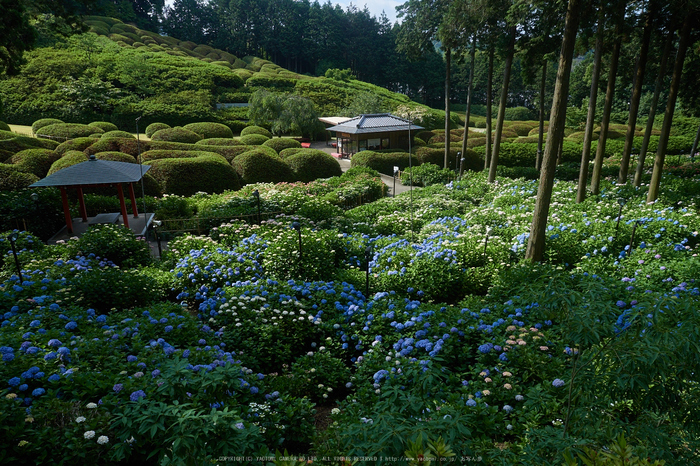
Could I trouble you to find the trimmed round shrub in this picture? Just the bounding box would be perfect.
[94,151,137,163]
[512,136,544,144]
[183,122,234,139]
[504,106,535,121]
[140,150,224,162]
[232,150,293,185]
[263,137,301,153]
[31,118,64,134]
[528,125,548,136]
[285,150,342,182]
[145,122,170,138]
[151,127,202,143]
[239,133,270,145]
[48,151,89,175]
[89,121,119,132]
[0,163,39,190]
[85,138,150,157]
[240,125,272,138]
[0,149,12,163]
[36,123,104,140]
[0,121,10,131]
[428,133,462,144]
[9,149,60,178]
[147,155,240,196]
[195,138,245,146]
[279,147,306,158]
[467,137,487,148]
[55,137,99,156]
[101,130,135,139]
[416,130,435,142]
[350,150,414,175]
[508,123,536,136]
[0,134,59,153]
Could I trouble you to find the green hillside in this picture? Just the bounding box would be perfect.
[0,16,450,132]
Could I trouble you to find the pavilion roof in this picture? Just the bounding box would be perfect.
[30,157,150,188]
[326,113,424,134]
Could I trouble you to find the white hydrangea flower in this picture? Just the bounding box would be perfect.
[84,431,95,439]
[97,436,109,445]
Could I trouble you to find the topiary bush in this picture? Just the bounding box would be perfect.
[508,123,536,136]
[150,127,202,143]
[55,137,99,155]
[9,149,60,178]
[147,155,240,196]
[278,147,305,158]
[195,138,245,146]
[140,150,223,162]
[31,118,64,135]
[89,121,119,132]
[101,130,135,139]
[35,123,104,140]
[350,150,414,175]
[240,125,272,138]
[183,122,234,139]
[263,137,301,153]
[504,106,535,121]
[145,122,170,138]
[231,150,293,185]
[47,151,89,175]
[94,151,137,163]
[84,138,150,157]
[0,121,10,132]
[0,164,39,190]
[285,150,342,182]
[239,133,270,145]
[428,133,462,144]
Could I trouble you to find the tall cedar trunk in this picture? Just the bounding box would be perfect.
[444,47,451,169]
[590,2,625,196]
[488,26,517,183]
[647,14,692,203]
[536,61,547,170]
[634,33,672,186]
[526,0,582,262]
[484,46,494,170]
[618,6,652,184]
[576,5,605,203]
[461,35,477,173]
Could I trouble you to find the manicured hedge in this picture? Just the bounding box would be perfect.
[31,118,64,134]
[140,150,225,162]
[195,138,245,146]
[48,151,89,175]
[0,132,60,154]
[231,150,293,185]
[101,130,135,139]
[262,137,301,153]
[150,127,202,143]
[350,150,414,175]
[240,125,272,138]
[428,133,462,144]
[285,150,342,182]
[36,123,104,140]
[0,121,10,131]
[85,138,149,157]
[145,122,170,138]
[504,106,535,121]
[89,121,119,132]
[147,155,240,196]
[239,133,270,145]
[9,149,60,178]
[508,123,536,137]
[94,151,137,163]
[183,122,234,139]
[415,146,482,172]
[55,137,100,155]
[0,163,39,190]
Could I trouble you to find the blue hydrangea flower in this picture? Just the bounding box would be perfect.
[552,378,565,387]
[48,374,60,382]
[127,355,137,362]
[32,388,45,396]
[8,377,20,386]
[129,390,146,402]
[466,399,477,407]
[64,322,77,331]
[113,383,123,392]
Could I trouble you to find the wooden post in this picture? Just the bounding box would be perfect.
[117,184,130,229]
[60,187,73,234]
[128,183,139,218]
[77,187,88,222]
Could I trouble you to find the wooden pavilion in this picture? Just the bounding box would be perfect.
[325,113,424,157]
[29,155,151,235]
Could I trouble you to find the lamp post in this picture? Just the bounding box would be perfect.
[252,189,261,224]
[393,166,399,198]
[292,222,302,278]
[152,220,162,257]
[365,245,372,298]
[8,232,23,284]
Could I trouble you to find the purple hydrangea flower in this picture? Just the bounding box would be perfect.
[466,399,477,407]
[552,378,566,388]
[129,390,146,402]
[113,383,123,393]
[127,355,137,363]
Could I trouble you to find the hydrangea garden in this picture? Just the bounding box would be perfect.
[1,170,699,465]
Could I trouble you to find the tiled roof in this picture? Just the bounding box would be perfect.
[327,113,424,134]
[30,157,151,187]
